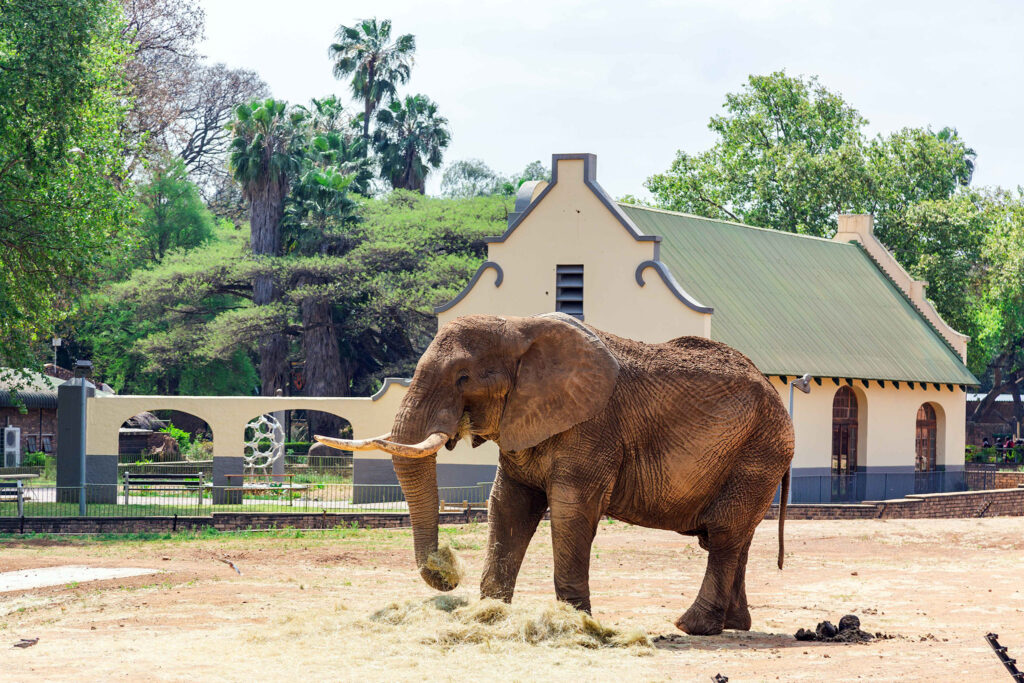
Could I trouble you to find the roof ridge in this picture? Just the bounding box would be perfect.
[617,202,843,244]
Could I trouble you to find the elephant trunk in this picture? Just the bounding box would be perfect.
[389,382,460,592]
[392,453,456,591]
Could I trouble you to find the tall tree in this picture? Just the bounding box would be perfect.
[228,98,304,395]
[119,0,268,187]
[373,94,450,193]
[282,103,363,435]
[328,18,415,146]
[440,159,502,198]
[0,0,134,368]
[645,72,975,238]
[134,156,214,263]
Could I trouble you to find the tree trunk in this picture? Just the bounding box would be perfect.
[300,288,347,437]
[250,177,289,396]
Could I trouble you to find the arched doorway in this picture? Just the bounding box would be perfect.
[831,386,859,501]
[915,403,938,493]
[915,404,937,471]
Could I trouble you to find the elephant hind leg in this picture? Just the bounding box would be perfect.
[676,528,746,636]
[723,535,753,630]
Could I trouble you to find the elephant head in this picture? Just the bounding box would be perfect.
[315,313,619,591]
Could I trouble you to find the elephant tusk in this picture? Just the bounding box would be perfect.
[377,432,449,458]
[314,433,392,451]
[313,432,448,458]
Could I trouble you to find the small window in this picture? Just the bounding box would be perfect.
[555,265,584,319]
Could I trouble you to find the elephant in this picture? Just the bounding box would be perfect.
[316,312,793,635]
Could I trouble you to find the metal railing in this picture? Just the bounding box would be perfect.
[0,477,493,518]
[788,470,969,504]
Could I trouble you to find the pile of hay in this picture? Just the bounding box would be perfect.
[369,595,651,651]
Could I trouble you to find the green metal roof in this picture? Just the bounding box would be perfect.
[619,204,978,385]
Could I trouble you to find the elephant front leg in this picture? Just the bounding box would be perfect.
[480,470,547,603]
[548,490,603,613]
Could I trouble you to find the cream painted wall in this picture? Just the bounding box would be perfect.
[772,377,967,471]
[438,157,712,343]
[86,382,410,458]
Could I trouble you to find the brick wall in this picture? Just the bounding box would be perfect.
[1,407,58,454]
[766,486,1024,520]
[0,510,488,535]
[992,471,1024,489]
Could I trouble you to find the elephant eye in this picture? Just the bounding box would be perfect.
[456,373,469,387]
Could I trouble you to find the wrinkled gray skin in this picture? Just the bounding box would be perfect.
[384,313,792,635]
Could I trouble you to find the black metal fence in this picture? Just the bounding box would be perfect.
[0,472,493,518]
[788,470,968,504]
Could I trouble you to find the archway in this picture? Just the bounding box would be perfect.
[915,403,938,472]
[237,409,354,510]
[119,410,213,464]
[831,385,859,501]
[914,402,944,493]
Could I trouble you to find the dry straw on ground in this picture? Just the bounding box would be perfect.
[369,594,652,651]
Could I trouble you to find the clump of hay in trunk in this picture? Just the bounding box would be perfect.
[368,595,651,652]
[425,545,465,588]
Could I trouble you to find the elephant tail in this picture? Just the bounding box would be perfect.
[777,470,790,570]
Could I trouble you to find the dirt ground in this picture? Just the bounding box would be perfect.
[1,516,1022,682]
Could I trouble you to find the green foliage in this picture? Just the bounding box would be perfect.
[134,157,214,264]
[21,452,46,468]
[329,18,415,142]
[373,94,450,193]
[645,72,974,238]
[73,192,509,395]
[0,0,135,367]
[159,422,191,452]
[441,159,503,198]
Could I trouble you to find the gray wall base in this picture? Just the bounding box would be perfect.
[213,456,244,505]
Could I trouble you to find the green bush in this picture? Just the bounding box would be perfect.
[285,441,311,455]
[22,451,45,467]
[159,422,191,452]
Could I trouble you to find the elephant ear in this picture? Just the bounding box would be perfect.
[499,313,619,452]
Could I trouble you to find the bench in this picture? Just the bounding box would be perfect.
[224,474,308,506]
[0,480,26,516]
[123,472,205,506]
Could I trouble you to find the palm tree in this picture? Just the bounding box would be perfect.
[228,98,305,395]
[373,94,450,193]
[328,18,415,147]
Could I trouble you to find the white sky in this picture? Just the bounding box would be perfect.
[199,0,1024,199]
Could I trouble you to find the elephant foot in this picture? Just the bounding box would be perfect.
[560,595,592,615]
[675,600,725,636]
[723,605,751,631]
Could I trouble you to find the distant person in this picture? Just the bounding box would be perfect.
[982,437,991,448]
[1006,437,1015,449]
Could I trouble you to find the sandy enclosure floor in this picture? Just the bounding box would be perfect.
[1,517,1022,682]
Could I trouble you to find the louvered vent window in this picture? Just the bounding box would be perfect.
[555,265,584,319]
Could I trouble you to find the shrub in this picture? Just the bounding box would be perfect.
[22,451,45,467]
[159,422,191,452]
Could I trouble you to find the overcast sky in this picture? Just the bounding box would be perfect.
[200,0,1024,199]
